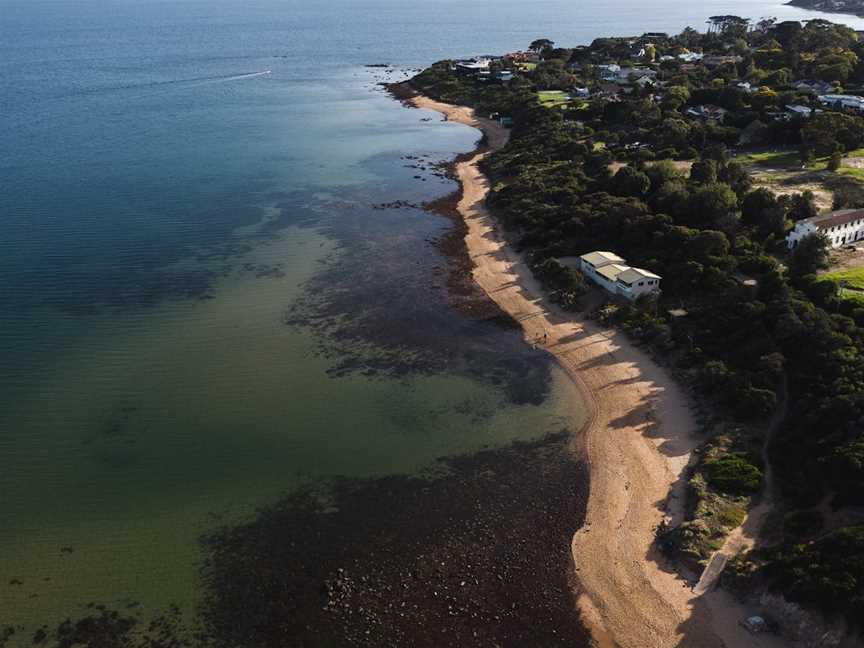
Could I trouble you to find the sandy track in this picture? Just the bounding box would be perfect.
[408,93,788,648]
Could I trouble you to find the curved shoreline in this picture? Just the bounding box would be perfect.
[406,91,790,648]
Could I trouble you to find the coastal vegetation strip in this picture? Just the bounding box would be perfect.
[410,14,864,644]
[405,92,709,646]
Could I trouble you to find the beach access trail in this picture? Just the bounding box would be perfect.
[407,91,789,648]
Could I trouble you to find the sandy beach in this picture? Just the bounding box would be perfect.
[408,91,790,648]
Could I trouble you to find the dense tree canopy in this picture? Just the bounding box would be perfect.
[410,17,864,631]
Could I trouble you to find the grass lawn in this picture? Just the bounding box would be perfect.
[739,149,829,171]
[838,167,864,182]
[740,150,802,168]
[537,90,571,108]
[517,62,537,71]
[840,288,864,306]
[824,266,864,290]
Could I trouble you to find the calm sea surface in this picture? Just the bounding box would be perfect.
[2,0,862,634]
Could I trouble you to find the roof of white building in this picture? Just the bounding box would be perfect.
[819,94,864,106]
[808,208,864,229]
[596,264,630,282]
[580,251,625,267]
[617,267,662,285]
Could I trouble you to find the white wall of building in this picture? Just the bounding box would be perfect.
[787,218,864,249]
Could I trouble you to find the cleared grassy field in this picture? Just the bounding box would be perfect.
[824,266,864,290]
[739,150,802,168]
[838,166,864,182]
[839,288,864,306]
[537,90,571,108]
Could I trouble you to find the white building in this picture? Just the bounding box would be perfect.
[597,64,622,81]
[686,104,729,122]
[785,104,815,119]
[787,209,864,250]
[579,251,625,279]
[818,94,864,113]
[455,58,492,75]
[594,263,632,294]
[615,267,662,300]
[578,251,661,301]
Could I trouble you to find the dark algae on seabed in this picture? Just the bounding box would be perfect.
[2,434,589,648]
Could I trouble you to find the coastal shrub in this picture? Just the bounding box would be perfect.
[533,258,587,294]
[702,453,763,495]
[532,258,586,310]
[660,517,724,565]
[733,386,777,419]
[699,360,729,390]
[781,509,824,537]
[715,501,747,528]
[757,525,864,627]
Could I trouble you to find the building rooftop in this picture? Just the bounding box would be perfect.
[617,267,661,285]
[596,263,630,282]
[808,209,864,229]
[580,251,626,267]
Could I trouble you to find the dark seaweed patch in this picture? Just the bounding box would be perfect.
[13,434,589,647]
[282,186,552,405]
[198,431,590,647]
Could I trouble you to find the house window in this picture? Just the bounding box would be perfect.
[638,281,644,286]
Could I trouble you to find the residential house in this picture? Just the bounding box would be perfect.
[818,94,864,113]
[505,51,541,63]
[572,86,591,98]
[597,83,624,99]
[578,251,661,301]
[455,58,492,76]
[784,104,816,119]
[597,64,622,81]
[794,80,834,95]
[735,81,754,94]
[685,104,729,122]
[594,263,632,294]
[615,67,658,85]
[678,52,704,63]
[614,267,662,301]
[787,209,864,249]
[579,251,625,279]
[702,55,742,68]
[633,76,656,89]
[494,70,514,82]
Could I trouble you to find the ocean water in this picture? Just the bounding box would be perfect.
[2,0,863,636]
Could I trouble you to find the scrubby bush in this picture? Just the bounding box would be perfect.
[703,453,763,495]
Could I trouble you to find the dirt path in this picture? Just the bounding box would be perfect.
[695,376,788,596]
[408,93,789,648]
